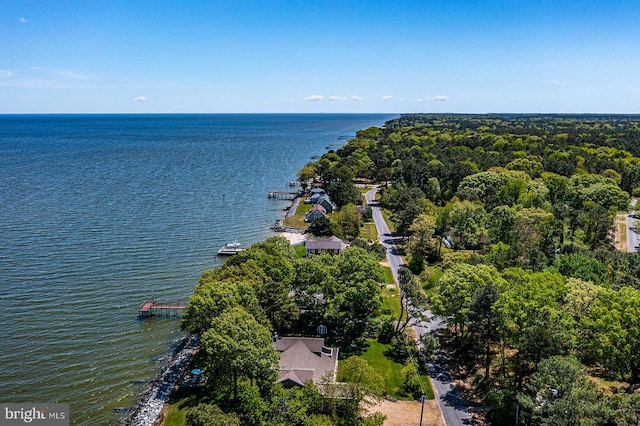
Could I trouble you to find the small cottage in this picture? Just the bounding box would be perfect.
[305,204,327,222]
[305,236,347,255]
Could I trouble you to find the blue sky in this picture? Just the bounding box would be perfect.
[2,0,640,113]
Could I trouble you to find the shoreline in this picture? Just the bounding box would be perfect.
[124,196,307,425]
[273,191,308,246]
[119,336,199,426]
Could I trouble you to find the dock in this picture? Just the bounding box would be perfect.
[268,191,299,200]
[138,300,188,319]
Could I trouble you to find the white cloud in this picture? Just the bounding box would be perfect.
[304,94,325,102]
[0,70,13,79]
[19,17,29,23]
[304,94,364,102]
[433,95,448,101]
[133,96,149,102]
[381,95,392,101]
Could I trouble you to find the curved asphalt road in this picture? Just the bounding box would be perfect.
[366,188,473,426]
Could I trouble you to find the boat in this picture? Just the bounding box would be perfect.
[217,241,243,255]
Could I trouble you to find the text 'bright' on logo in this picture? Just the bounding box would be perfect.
[0,404,69,426]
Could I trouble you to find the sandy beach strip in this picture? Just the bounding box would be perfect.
[277,231,307,245]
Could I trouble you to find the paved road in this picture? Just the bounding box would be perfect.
[366,188,473,426]
[627,199,638,252]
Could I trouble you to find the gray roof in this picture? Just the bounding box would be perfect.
[305,236,346,251]
[309,204,327,214]
[274,337,339,386]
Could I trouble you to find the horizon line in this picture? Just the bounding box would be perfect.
[2,112,640,116]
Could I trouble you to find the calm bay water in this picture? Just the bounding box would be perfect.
[0,114,395,425]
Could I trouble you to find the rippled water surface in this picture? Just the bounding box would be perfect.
[0,114,395,425]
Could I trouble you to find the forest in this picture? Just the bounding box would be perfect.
[301,114,640,425]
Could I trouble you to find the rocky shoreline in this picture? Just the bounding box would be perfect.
[119,336,199,426]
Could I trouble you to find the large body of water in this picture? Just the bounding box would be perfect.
[0,114,395,425]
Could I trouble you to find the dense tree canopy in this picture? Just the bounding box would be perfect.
[302,114,640,425]
[179,235,388,425]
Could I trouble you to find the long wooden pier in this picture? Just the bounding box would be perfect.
[268,191,299,200]
[138,300,188,319]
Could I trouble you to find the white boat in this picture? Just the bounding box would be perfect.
[217,241,243,255]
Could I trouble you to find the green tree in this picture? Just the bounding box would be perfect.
[180,278,262,335]
[290,255,337,334]
[497,270,575,386]
[185,404,240,426]
[308,216,332,237]
[407,213,437,262]
[331,203,362,240]
[328,180,360,210]
[488,205,517,245]
[580,286,640,384]
[231,237,300,331]
[298,162,319,183]
[512,207,562,270]
[553,253,608,287]
[505,157,544,178]
[456,171,509,210]
[518,356,608,426]
[447,200,488,249]
[237,385,269,426]
[200,306,279,401]
[468,278,503,380]
[432,263,501,334]
[324,357,385,422]
[266,383,326,426]
[395,267,428,335]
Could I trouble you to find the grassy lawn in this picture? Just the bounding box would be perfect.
[361,339,434,400]
[382,284,401,318]
[296,201,313,215]
[381,266,402,317]
[360,222,378,242]
[162,403,186,426]
[382,266,394,284]
[381,208,397,234]
[282,213,308,228]
[293,242,307,258]
[358,186,374,195]
[282,202,314,229]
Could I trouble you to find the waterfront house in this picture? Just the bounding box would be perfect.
[305,236,347,255]
[316,195,335,213]
[273,337,339,388]
[305,204,327,222]
[306,187,327,204]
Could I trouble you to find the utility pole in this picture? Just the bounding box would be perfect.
[419,391,425,426]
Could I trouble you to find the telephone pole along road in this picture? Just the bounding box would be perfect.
[365,188,473,426]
